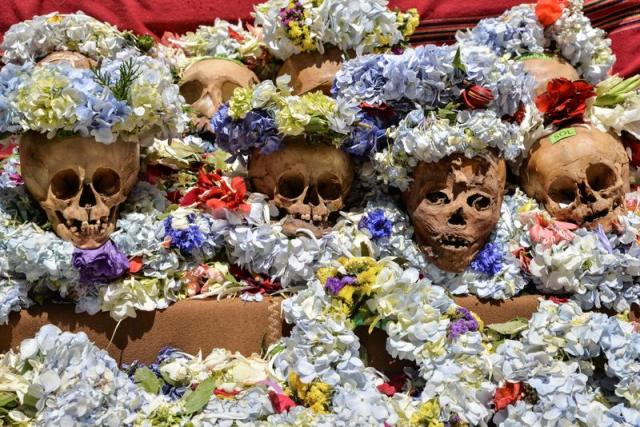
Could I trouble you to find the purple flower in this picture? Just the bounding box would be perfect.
[211,105,282,163]
[447,306,479,339]
[325,276,356,295]
[595,224,613,254]
[72,240,129,285]
[470,242,504,276]
[163,214,205,254]
[359,209,392,239]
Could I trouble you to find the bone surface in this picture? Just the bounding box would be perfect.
[521,125,629,231]
[522,56,580,95]
[403,151,507,273]
[20,133,140,249]
[277,47,343,95]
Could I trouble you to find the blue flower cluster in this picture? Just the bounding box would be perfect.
[124,346,187,400]
[470,242,504,277]
[211,104,282,163]
[359,209,392,240]
[163,214,205,254]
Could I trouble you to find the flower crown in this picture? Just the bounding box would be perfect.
[333,43,537,189]
[0,53,187,146]
[159,19,276,79]
[253,0,418,60]
[211,75,357,161]
[1,12,151,65]
[455,0,614,84]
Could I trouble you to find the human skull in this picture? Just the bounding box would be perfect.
[38,51,95,69]
[522,56,580,95]
[248,138,353,231]
[20,132,140,249]
[402,151,507,273]
[277,47,343,95]
[180,58,259,130]
[521,126,629,231]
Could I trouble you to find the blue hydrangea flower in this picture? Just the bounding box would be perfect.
[470,242,504,276]
[359,209,392,239]
[211,104,282,162]
[163,214,204,254]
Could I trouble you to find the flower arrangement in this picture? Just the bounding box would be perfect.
[211,76,357,161]
[455,0,615,84]
[0,12,147,65]
[0,53,187,145]
[333,42,537,189]
[253,0,418,60]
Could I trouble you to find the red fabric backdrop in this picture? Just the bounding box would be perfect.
[1,0,639,75]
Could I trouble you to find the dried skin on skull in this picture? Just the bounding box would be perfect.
[402,151,507,273]
[521,126,629,231]
[248,139,354,224]
[180,59,259,130]
[522,56,580,95]
[20,133,140,249]
[277,47,343,95]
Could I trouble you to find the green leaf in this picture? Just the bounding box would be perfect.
[0,392,17,409]
[183,376,216,415]
[360,242,371,257]
[488,318,529,336]
[453,47,466,73]
[134,367,162,394]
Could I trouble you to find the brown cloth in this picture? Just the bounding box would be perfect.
[0,294,552,367]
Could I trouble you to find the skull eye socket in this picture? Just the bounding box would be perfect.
[548,176,576,206]
[317,173,342,201]
[467,193,491,211]
[92,168,121,196]
[221,83,241,103]
[425,191,450,204]
[586,163,616,191]
[51,169,80,200]
[180,80,204,104]
[277,172,306,199]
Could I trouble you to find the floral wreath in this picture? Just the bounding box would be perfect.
[0,52,187,145]
[210,75,358,162]
[332,41,538,190]
[252,0,418,61]
[455,0,615,84]
[0,12,152,65]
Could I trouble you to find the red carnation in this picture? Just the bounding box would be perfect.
[535,78,595,126]
[461,85,494,110]
[549,296,570,304]
[494,382,524,411]
[180,168,251,217]
[268,390,297,413]
[536,0,568,26]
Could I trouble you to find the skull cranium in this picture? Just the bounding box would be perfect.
[277,47,343,95]
[522,56,580,95]
[180,59,259,131]
[20,132,140,249]
[521,126,629,231]
[38,51,96,69]
[248,138,354,231]
[402,151,507,273]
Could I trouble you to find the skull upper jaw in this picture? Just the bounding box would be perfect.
[47,206,119,249]
[403,152,507,273]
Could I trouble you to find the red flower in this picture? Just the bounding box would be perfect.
[359,102,397,122]
[535,78,595,126]
[549,296,570,304]
[494,382,523,411]
[129,256,144,274]
[622,133,640,168]
[214,388,239,398]
[268,390,297,413]
[0,140,16,160]
[228,27,246,42]
[512,247,532,273]
[229,264,281,294]
[181,168,251,217]
[461,85,494,109]
[536,0,568,26]
[377,383,397,397]
[523,211,577,248]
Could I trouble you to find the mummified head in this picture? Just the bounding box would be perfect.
[20,133,140,249]
[521,126,629,231]
[402,150,507,272]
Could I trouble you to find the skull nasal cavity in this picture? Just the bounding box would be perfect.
[448,208,466,226]
[578,183,597,204]
[586,163,615,191]
[80,184,96,207]
[51,169,80,200]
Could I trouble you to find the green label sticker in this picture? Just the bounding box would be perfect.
[549,128,577,144]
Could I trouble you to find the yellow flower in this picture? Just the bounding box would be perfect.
[47,14,63,24]
[356,265,382,295]
[410,399,444,427]
[339,257,377,274]
[288,22,303,39]
[228,86,254,120]
[401,9,420,37]
[337,285,357,305]
[288,373,332,413]
[316,267,338,285]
